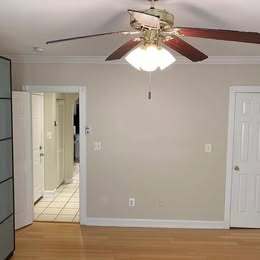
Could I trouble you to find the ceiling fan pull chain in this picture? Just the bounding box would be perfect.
[148,72,152,100]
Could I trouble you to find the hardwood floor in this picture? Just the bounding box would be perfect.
[12,222,260,260]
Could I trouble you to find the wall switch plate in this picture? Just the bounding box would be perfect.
[94,141,102,151]
[47,131,52,139]
[129,198,135,207]
[205,144,212,153]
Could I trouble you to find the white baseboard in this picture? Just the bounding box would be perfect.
[43,189,57,199]
[86,218,228,229]
[80,217,88,226]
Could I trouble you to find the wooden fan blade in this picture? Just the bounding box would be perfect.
[46,31,139,44]
[175,27,260,44]
[106,38,141,61]
[164,36,208,62]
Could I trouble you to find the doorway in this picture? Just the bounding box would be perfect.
[226,86,260,228]
[32,92,80,223]
[13,85,87,229]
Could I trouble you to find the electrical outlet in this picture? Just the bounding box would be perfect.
[158,199,164,207]
[205,144,212,153]
[129,198,135,207]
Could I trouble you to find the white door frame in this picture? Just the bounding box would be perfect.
[225,86,260,228]
[23,85,87,225]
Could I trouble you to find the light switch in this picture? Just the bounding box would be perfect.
[205,144,212,153]
[94,141,102,151]
[129,198,135,207]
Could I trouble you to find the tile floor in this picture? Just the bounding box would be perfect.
[34,165,79,223]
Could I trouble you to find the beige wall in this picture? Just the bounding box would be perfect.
[12,62,260,221]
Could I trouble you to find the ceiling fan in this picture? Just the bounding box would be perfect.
[47,0,260,71]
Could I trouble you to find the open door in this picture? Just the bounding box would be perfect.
[12,91,33,229]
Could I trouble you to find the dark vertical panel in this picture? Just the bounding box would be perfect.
[0,179,13,222]
[0,100,12,139]
[0,139,13,183]
[0,216,14,259]
[0,58,11,98]
[0,56,15,258]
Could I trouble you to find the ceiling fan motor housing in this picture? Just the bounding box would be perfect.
[130,8,174,32]
[146,8,174,31]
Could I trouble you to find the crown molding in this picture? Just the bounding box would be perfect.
[4,54,260,65]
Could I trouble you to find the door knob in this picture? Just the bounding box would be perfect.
[234,165,240,171]
[40,153,45,157]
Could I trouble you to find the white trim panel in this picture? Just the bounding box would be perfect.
[230,86,260,93]
[87,218,228,229]
[23,85,82,93]
[79,86,88,225]
[224,87,236,227]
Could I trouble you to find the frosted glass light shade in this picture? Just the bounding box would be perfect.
[125,45,176,72]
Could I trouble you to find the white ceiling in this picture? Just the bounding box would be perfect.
[1,0,260,57]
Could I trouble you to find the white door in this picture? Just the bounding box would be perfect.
[56,100,65,185]
[12,91,33,229]
[231,92,260,228]
[32,93,45,203]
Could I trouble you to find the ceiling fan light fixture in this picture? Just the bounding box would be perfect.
[158,47,177,70]
[125,44,176,72]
